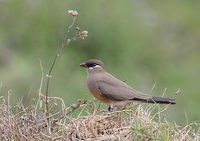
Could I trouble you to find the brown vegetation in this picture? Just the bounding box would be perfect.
[0,96,199,141]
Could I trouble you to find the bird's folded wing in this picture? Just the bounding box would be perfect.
[96,79,152,101]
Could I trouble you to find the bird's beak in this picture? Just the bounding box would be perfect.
[80,62,87,68]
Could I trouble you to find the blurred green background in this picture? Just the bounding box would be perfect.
[0,0,200,124]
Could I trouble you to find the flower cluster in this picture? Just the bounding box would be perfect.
[68,10,79,17]
[75,27,88,39]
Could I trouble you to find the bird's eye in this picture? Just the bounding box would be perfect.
[88,63,97,67]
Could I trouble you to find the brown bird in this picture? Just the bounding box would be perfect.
[80,59,175,111]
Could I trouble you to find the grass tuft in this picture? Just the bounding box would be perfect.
[0,96,199,141]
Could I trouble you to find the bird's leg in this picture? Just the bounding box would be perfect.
[108,105,113,112]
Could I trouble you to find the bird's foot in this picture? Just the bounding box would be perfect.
[108,105,114,112]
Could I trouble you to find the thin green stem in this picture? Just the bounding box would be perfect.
[45,17,76,123]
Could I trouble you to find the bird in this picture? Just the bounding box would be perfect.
[80,59,176,111]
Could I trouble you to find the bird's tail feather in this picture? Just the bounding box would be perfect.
[133,96,176,104]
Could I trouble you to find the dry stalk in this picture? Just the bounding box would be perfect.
[44,10,88,124]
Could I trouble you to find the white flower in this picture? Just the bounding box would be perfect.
[68,10,79,16]
[80,31,88,39]
[82,31,88,36]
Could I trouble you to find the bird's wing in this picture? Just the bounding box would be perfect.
[96,73,152,101]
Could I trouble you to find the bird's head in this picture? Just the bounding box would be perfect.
[80,59,105,71]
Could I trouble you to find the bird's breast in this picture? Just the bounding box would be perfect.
[86,74,112,104]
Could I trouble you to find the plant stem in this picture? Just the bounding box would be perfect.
[45,17,76,122]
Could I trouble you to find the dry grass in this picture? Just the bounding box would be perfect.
[0,95,199,141]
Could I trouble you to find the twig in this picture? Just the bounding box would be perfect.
[66,100,88,115]
[35,59,44,116]
[45,16,76,120]
[44,10,88,124]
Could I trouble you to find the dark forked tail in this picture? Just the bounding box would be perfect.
[133,96,176,104]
